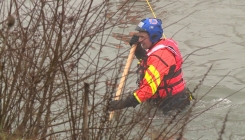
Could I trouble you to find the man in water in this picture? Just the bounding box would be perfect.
[109,18,193,114]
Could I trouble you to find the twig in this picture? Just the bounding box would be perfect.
[218,108,231,140]
[82,83,90,140]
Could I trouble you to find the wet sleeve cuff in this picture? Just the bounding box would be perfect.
[125,94,140,108]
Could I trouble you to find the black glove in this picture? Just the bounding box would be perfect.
[109,95,139,111]
[129,35,147,60]
[129,35,139,46]
[135,44,147,60]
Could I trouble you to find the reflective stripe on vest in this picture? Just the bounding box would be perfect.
[145,65,161,95]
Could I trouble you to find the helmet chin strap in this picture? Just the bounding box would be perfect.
[141,43,154,51]
[140,39,161,51]
[148,43,154,50]
[148,39,161,50]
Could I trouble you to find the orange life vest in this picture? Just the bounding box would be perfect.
[134,39,185,103]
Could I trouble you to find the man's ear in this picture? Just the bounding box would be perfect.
[151,34,158,40]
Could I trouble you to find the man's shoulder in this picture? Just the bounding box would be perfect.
[149,49,175,61]
[152,47,172,55]
[161,38,178,47]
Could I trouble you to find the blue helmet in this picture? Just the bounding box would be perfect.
[135,18,163,43]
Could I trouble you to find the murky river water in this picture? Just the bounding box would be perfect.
[101,0,245,140]
[161,1,245,139]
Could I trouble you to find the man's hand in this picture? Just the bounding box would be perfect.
[108,95,139,111]
[129,35,139,46]
[108,100,125,111]
[129,35,147,60]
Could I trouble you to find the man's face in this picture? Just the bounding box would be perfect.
[138,32,152,50]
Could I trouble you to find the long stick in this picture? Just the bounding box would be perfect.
[109,44,137,120]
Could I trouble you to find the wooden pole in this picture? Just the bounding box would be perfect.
[109,44,137,120]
